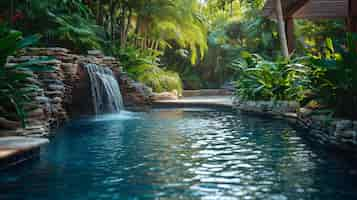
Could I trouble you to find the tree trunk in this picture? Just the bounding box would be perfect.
[150,40,155,50]
[109,0,120,43]
[121,8,132,48]
[10,0,14,27]
[230,1,233,17]
[135,17,141,35]
[110,0,114,41]
[96,0,100,24]
[154,40,159,51]
[275,0,289,58]
[119,5,125,47]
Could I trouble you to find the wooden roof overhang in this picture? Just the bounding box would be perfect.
[262,0,357,53]
[263,0,349,19]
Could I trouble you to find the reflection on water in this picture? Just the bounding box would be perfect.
[88,111,141,122]
[1,108,357,200]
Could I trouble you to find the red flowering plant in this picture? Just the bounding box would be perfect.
[83,0,92,5]
[11,11,24,24]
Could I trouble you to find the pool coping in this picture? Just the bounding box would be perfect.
[0,137,49,170]
[153,96,234,109]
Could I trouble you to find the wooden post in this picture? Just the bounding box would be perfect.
[286,17,295,53]
[283,0,309,54]
[275,0,289,58]
[10,0,14,26]
[348,0,357,33]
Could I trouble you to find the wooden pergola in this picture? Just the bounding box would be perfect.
[263,0,357,55]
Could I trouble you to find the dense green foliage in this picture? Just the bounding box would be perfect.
[0,0,206,94]
[114,46,182,94]
[162,0,280,89]
[1,0,356,119]
[294,19,346,56]
[0,0,105,52]
[309,34,357,119]
[0,26,53,126]
[233,53,310,101]
[232,30,357,119]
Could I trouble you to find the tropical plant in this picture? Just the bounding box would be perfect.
[294,19,345,56]
[0,0,105,52]
[0,26,53,127]
[114,46,183,94]
[132,0,208,64]
[164,2,280,90]
[134,64,183,95]
[114,46,161,70]
[46,12,105,52]
[309,33,357,119]
[232,52,310,102]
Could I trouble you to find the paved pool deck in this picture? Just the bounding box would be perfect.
[153,95,235,109]
[0,137,49,170]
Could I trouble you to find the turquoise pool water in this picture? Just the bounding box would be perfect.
[1,108,357,200]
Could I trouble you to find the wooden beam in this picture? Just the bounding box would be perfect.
[275,0,289,58]
[285,0,310,18]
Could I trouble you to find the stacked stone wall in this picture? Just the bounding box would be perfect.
[235,99,357,154]
[0,48,152,137]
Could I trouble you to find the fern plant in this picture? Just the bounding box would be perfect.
[134,64,183,95]
[0,26,53,127]
[46,12,104,52]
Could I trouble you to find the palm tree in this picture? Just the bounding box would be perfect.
[132,0,208,64]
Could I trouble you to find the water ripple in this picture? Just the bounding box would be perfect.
[1,108,357,200]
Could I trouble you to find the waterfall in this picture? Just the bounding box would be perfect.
[84,64,124,114]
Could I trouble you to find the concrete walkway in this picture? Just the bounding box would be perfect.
[154,95,235,108]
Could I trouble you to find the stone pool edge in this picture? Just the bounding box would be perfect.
[0,137,49,170]
[236,100,357,155]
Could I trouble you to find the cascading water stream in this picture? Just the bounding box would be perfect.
[84,64,124,114]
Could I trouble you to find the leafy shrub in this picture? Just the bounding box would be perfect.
[113,46,160,70]
[47,13,105,52]
[114,46,183,94]
[0,26,53,127]
[309,33,357,119]
[0,0,104,52]
[133,64,182,94]
[232,52,310,102]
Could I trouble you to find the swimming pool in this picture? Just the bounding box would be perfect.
[1,108,357,200]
